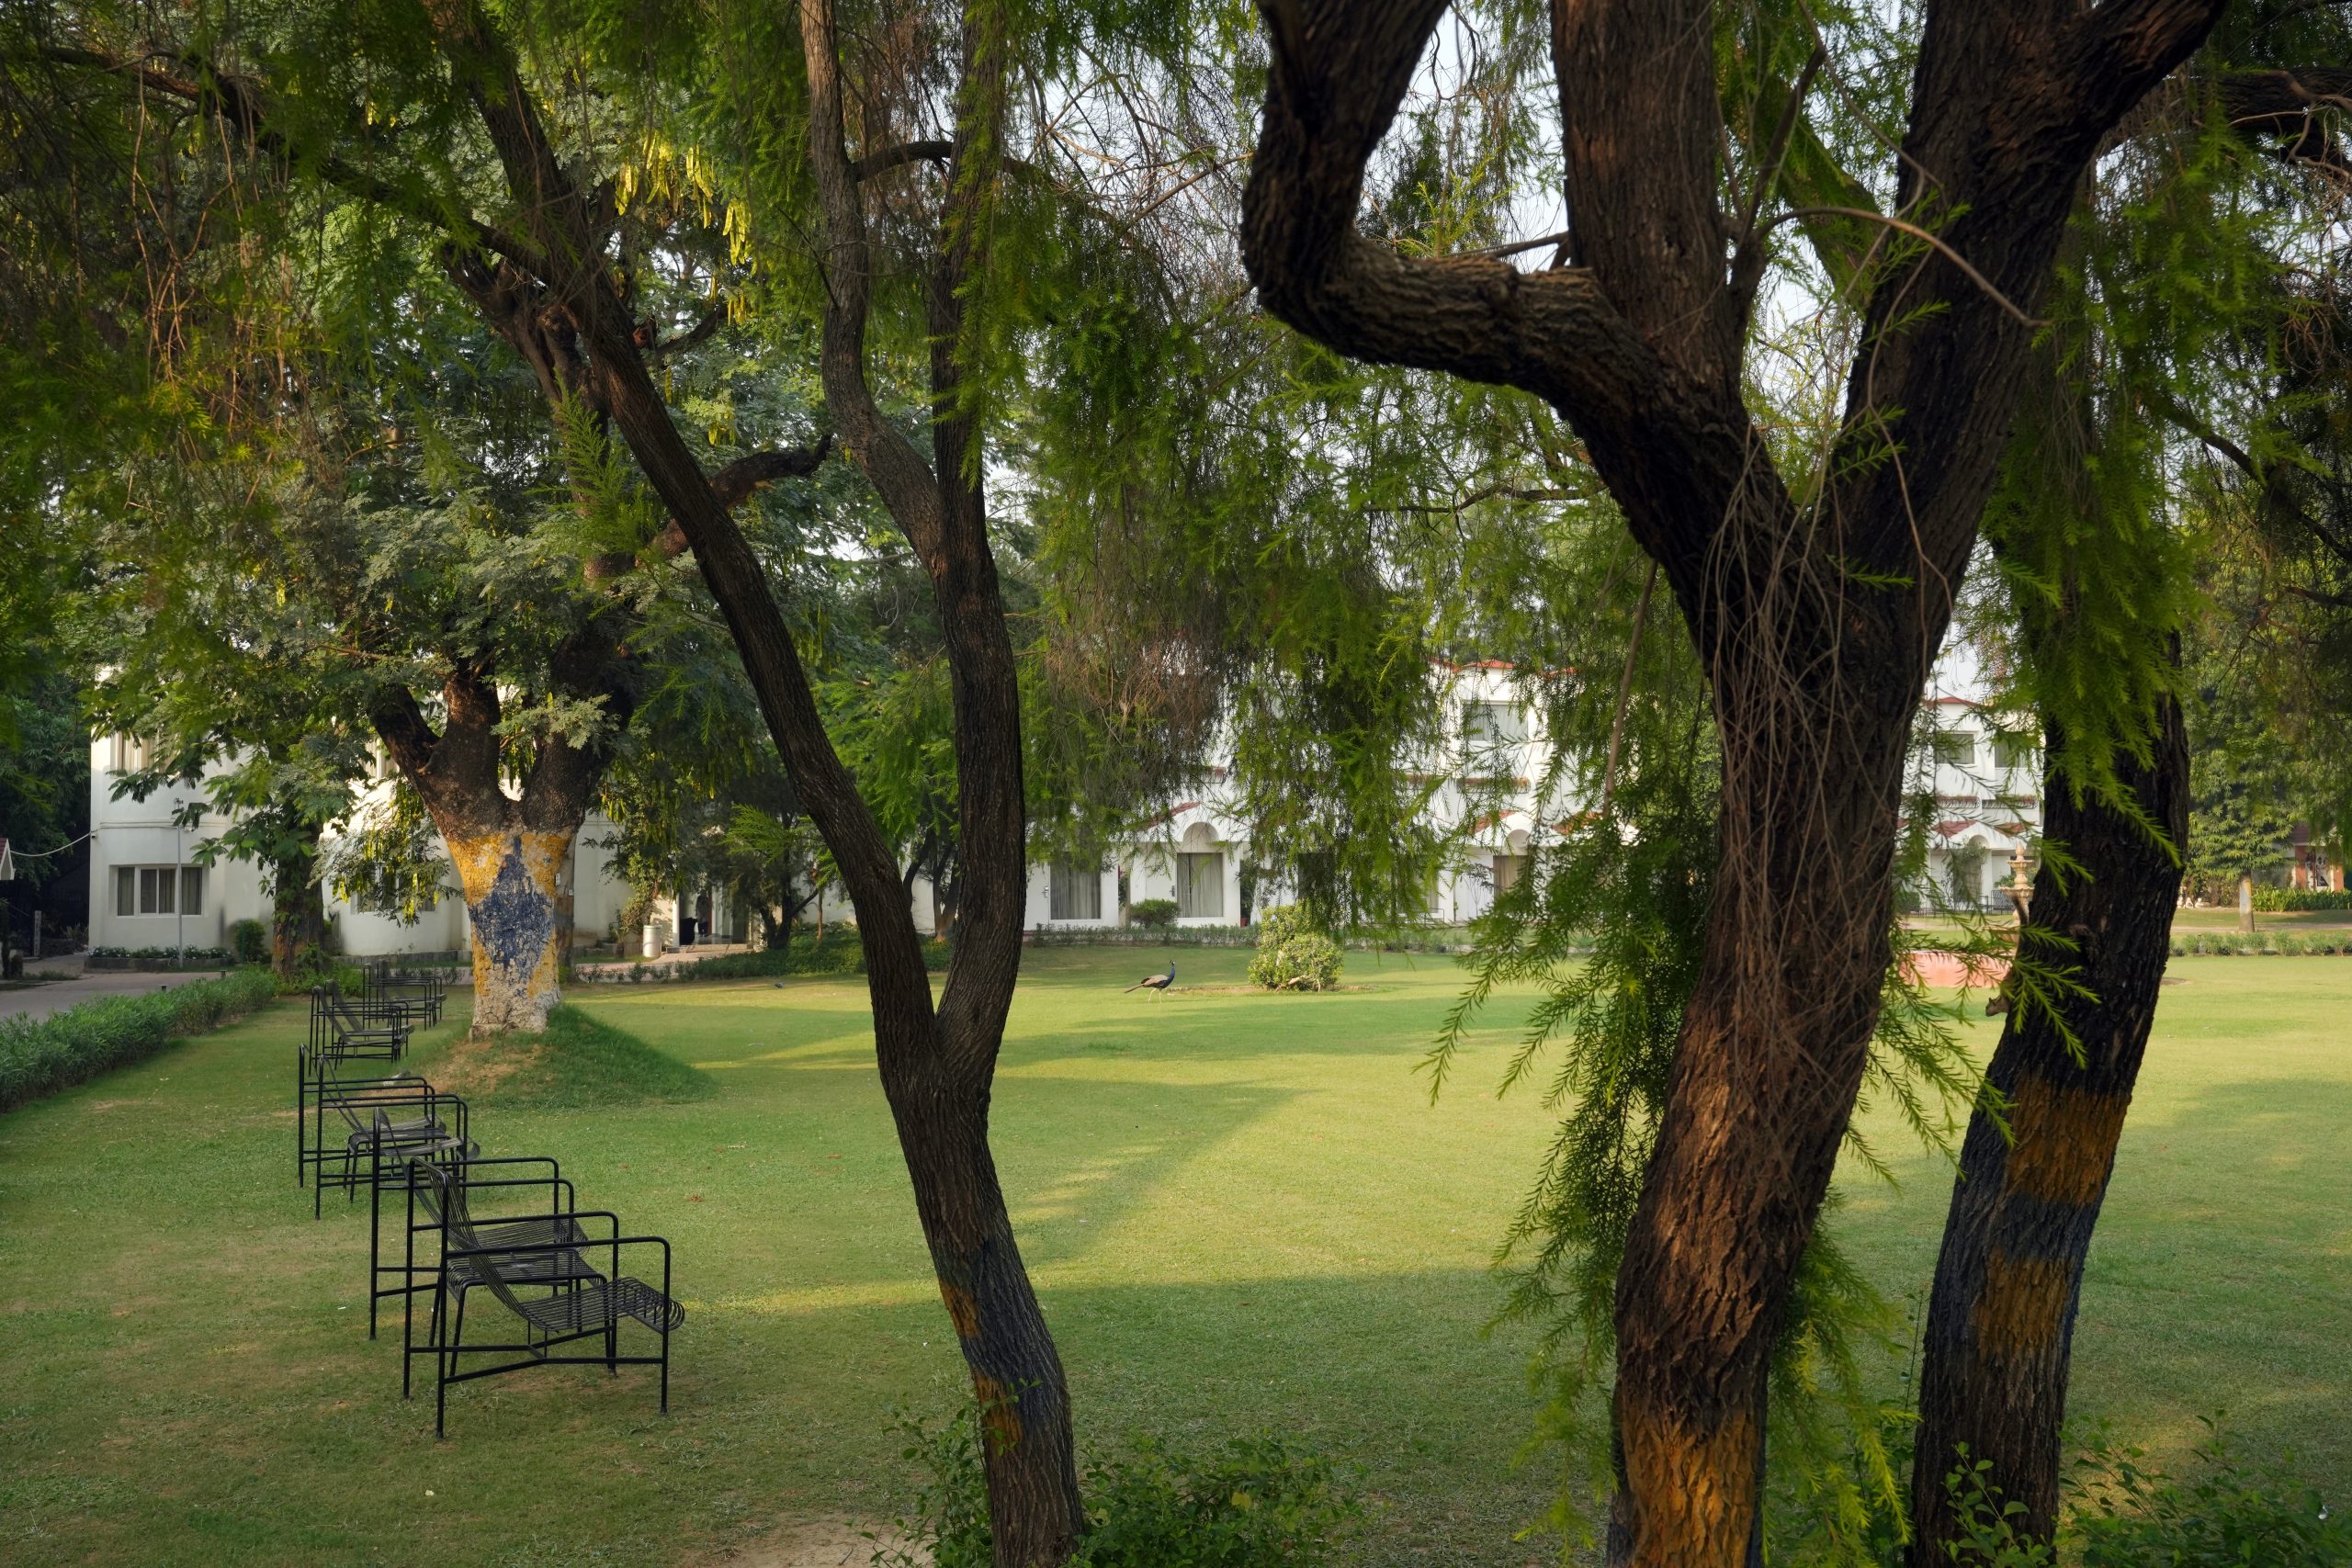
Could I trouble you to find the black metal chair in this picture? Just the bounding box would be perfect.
[309,1054,473,1218]
[309,985,409,1063]
[363,960,445,1029]
[296,1039,441,1192]
[370,1154,592,1342]
[406,1157,683,1437]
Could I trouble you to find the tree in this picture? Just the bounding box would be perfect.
[25,2,1244,1556]
[1238,5,2224,1559]
[1910,26,2352,1549]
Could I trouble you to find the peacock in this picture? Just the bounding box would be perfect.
[1125,960,1175,998]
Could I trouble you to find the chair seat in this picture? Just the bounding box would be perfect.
[513,1277,685,1337]
[447,1217,601,1291]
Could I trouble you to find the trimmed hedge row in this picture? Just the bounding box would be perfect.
[579,929,952,985]
[0,968,278,1112]
[2172,931,2352,956]
[2249,886,2352,911]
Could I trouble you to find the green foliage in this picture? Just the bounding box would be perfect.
[1927,1426,2352,1568]
[227,919,270,965]
[0,969,276,1111]
[879,1409,1359,1568]
[1128,899,1180,931]
[455,1004,713,1109]
[2171,931,2352,957]
[274,945,364,998]
[85,946,240,969]
[1245,906,1342,992]
[325,779,454,926]
[2250,887,2352,911]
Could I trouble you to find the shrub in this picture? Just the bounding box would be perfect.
[0,968,277,1112]
[1129,898,1180,931]
[228,919,270,965]
[2250,886,2352,911]
[274,945,364,998]
[85,945,238,970]
[1247,906,1343,992]
[1928,1426,2352,1567]
[632,928,951,983]
[879,1409,1358,1568]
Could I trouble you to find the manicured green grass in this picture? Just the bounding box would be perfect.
[1,949,2346,1565]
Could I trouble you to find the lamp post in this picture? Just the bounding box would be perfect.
[2007,842,2033,923]
[174,816,185,968]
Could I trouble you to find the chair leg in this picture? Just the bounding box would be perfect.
[660,1327,670,1413]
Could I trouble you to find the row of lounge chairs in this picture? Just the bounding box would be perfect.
[299,967,684,1435]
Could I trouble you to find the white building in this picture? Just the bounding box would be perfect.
[86,644,2035,951]
[1911,646,2043,914]
[84,732,633,957]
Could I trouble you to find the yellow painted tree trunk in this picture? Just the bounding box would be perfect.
[450,828,572,1035]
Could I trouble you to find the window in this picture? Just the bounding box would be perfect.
[108,733,151,774]
[1493,853,1528,896]
[1462,701,1529,768]
[1993,733,2035,772]
[1176,852,1224,919]
[114,863,204,916]
[1931,732,1976,766]
[1049,859,1103,920]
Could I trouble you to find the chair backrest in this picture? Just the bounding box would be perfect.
[409,1158,532,1318]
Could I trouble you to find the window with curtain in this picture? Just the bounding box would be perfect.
[1049,859,1102,920]
[1176,852,1224,919]
[114,864,205,916]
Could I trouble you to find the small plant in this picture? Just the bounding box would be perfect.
[228,919,270,965]
[1128,898,1180,931]
[1247,905,1343,992]
[878,1407,1358,1568]
[1925,1424,2352,1567]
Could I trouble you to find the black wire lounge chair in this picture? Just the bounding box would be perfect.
[309,985,410,1063]
[362,960,445,1029]
[407,1157,683,1437]
[296,1041,444,1191]
[310,1055,474,1218]
[368,1154,594,1342]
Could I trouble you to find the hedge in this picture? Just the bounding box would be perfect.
[579,929,952,984]
[0,968,277,1112]
[2171,931,2352,956]
[2249,886,2352,912]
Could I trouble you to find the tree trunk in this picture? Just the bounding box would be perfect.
[1907,693,2188,1562]
[1606,580,1921,1562]
[269,822,329,979]
[449,826,574,1034]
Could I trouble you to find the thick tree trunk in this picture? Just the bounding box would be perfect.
[1907,694,2189,1562]
[449,826,574,1034]
[1606,580,1922,1562]
[269,823,329,979]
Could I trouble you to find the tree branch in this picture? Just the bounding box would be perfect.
[853,139,954,181]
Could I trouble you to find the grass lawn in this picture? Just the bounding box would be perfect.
[2,947,2347,1565]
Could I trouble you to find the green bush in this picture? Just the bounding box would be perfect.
[0,968,277,1112]
[1928,1426,2352,1567]
[227,919,270,965]
[85,945,238,969]
[2249,886,2352,911]
[274,945,364,998]
[1129,898,1180,931]
[1247,906,1343,992]
[880,1409,1358,1568]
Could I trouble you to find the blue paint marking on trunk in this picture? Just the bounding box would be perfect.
[474,840,556,982]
